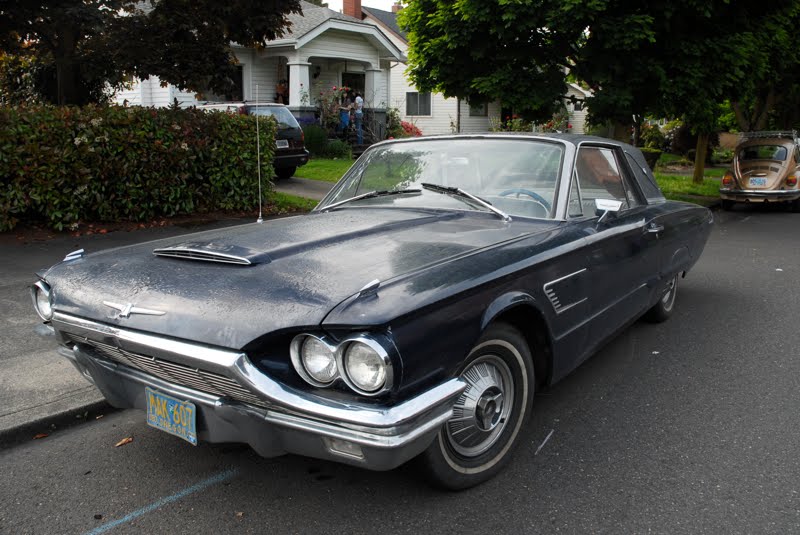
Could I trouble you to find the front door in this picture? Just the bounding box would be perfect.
[341,73,365,98]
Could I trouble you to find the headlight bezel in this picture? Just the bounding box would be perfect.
[290,334,339,387]
[289,332,396,396]
[30,280,54,321]
[337,337,393,396]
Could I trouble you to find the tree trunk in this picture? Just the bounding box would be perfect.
[53,27,79,105]
[632,115,642,147]
[693,132,709,184]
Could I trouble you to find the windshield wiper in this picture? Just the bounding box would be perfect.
[420,183,511,221]
[320,189,422,211]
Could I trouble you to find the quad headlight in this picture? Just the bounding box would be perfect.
[31,280,53,321]
[290,333,394,396]
[290,335,338,386]
[341,341,389,393]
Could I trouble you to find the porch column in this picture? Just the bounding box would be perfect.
[364,68,383,106]
[288,61,311,107]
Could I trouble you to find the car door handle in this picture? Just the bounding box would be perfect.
[646,223,664,233]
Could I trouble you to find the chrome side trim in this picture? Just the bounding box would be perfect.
[152,247,252,265]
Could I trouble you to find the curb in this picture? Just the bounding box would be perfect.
[0,400,113,450]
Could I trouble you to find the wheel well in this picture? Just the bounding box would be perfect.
[491,305,552,387]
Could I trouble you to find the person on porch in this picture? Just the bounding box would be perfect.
[354,92,364,145]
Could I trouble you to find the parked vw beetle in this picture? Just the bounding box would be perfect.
[32,134,712,489]
[720,131,800,211]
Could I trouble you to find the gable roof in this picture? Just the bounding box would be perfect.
[268,1,404,61]
[361,6,407,42]
[283,1,363,40]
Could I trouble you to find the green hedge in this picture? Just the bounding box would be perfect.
[0,105,276,231]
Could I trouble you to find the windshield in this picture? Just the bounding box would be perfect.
[320,138,564,219]
[738,145,788,161]
[247,106,300,129]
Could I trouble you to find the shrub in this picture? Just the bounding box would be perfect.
[387,107,403,138]
[0,104,275,231]
[640,123,667,150]
[302,124,328,157]
[640,148,662,170]
[325,139,352,159]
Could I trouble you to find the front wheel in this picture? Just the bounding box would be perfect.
[644,273,678,323]
[417,323,535,490]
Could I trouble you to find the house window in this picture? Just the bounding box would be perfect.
[469,102,488,117]
[406,92,431,116]
[573,100,584,111]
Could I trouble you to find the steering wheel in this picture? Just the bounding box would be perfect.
[499,188,551,213]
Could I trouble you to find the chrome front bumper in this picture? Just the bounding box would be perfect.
[48,313,466,471]
[720,188,800,202]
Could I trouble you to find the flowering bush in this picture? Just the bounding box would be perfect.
[539,105,570,133]
[315,84,352,133]
[400,120,423,137]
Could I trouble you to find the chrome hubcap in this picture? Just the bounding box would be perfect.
[446,355,514,457]
[662,275,677,309]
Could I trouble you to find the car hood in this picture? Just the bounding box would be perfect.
[45,209,558,349]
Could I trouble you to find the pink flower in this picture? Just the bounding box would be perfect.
[568,123,572,129]
[333,86,337,90]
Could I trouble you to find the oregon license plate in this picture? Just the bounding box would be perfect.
[145,387,197,445]
[749,177,767,187]
[275,139,289,149]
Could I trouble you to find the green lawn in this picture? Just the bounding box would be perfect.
[296,158,354,183]
[654,172,720,199]
[265,191,318,212]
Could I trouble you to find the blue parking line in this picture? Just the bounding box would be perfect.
[84,468,239,535]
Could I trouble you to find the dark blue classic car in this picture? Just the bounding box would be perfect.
[32,134,712,489]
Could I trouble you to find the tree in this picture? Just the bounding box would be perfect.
[0,0,302,105]
[399,0,584,123]
[402,0,800,183]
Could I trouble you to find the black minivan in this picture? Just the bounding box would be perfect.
[197,102,309,180]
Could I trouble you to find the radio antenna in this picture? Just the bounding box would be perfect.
[255,84,264,224]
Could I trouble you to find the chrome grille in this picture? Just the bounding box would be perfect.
[64,334,269,408]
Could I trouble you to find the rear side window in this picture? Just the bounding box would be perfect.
[568,147,640,217]
[248,106,300,129]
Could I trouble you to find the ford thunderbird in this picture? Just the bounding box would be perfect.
[32,134,712,489]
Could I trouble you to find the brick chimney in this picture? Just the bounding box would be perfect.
[343,0,362,18]
[392,2,402,13]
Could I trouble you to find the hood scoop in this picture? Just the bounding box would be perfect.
[153,241,271,266]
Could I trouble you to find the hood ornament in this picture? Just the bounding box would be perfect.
[103,301,166,319]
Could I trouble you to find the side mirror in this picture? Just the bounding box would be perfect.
[595,198,623,224]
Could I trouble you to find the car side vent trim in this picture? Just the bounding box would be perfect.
[153,248,252,265]
[543,268,588,315]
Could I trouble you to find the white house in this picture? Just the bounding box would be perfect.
[114,1,590,136]
[115,1,405,123]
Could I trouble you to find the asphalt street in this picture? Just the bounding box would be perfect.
[2,205,799,534]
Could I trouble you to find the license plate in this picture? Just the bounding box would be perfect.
[749,177,767,187]
[145,387,197,445]
[275,139,289,149]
